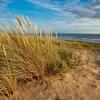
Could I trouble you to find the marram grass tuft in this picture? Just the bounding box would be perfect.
[0,16,82,99]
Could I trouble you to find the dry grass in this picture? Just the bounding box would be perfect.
[0,16,94,99]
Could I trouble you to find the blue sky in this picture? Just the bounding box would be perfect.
[0,0,100,33]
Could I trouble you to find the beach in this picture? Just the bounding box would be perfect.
[11,49,100,100]
[0,17,100,100]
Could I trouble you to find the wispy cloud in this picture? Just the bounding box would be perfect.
[27,0,100,19]
[1,0,100,33]
[0,0,12,11]
[27,0,62,13]
[63,0,100,18]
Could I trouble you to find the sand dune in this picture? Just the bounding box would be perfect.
[12,51,100,100]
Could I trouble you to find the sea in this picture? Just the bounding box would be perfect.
[53,34,100,43]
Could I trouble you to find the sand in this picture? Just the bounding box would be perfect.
[12,51,100,100]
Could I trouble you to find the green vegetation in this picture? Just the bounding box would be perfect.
[52,39,100,53]
[0,16,100,99]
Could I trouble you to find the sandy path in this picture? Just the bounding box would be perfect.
[13,51,100,100]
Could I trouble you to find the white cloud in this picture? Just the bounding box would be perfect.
[47,17,100,33]
[69,18,100,26]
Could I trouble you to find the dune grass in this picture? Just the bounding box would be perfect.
[0,16,99,99]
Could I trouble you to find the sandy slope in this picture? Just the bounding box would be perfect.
[12,51,100,100]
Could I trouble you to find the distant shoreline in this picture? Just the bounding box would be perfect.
[52,33,100,43]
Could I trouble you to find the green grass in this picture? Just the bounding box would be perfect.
[0,16,99,99]
[52,39,100,53]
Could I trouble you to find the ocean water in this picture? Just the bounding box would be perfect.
[54,34,100,43]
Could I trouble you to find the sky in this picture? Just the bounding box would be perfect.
[0,0,100,33]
